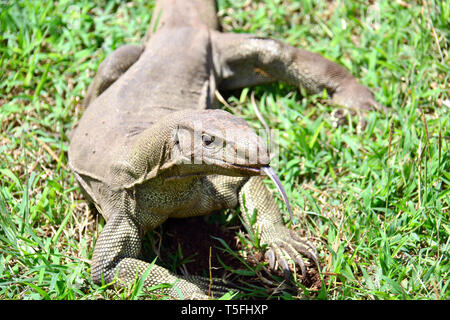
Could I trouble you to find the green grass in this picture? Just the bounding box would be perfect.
[0,0,448,300]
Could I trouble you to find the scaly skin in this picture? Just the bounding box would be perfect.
[69,0,383,299]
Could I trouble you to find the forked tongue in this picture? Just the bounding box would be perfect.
[261,166,293,221]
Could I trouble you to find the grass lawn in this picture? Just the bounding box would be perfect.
[0,0,448,300]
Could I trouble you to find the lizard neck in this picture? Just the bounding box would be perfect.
[110,115,181,188]
[135,173,204,220]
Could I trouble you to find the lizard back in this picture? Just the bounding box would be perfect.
[70,23,217,185]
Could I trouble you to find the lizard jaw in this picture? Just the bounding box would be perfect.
[224,163,264,174]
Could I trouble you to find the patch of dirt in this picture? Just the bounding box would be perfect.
[156,215,246,277]
[152,214,322,296]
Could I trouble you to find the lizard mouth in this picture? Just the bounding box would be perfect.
[225,163,263,174]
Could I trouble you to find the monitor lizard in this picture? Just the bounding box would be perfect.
[68,0,383,299]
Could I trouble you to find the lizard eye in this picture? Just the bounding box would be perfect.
[202,134,215,147]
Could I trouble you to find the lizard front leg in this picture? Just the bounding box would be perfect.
[91,209,231,299]
[238,176,318,277]
[204,175,318,277]
[213,32,384,113]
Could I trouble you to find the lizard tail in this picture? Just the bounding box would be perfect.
[148,0,219,33]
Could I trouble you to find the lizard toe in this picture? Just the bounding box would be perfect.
[265,248,276,270]
[288,230,319,265]
[270,242,291,279]
[278,241,307,276]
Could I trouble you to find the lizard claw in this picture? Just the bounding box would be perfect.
[266,243,292,278]
[263,227,319,278]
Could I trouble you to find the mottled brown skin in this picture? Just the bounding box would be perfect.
[69,0,382,299]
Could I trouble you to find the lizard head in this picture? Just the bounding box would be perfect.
[168,109,270,177]
[165,109,293,220]
[123,109,293,219]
